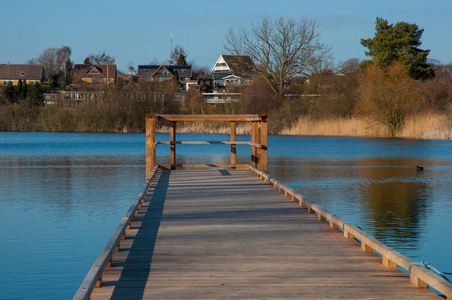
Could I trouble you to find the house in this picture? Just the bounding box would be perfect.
[212,55,255,77]
[210,55,256,91]
[137,65,192,82]
[0,63,44,86]
[73,64,117,84]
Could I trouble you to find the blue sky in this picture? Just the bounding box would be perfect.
[1,0,451,72]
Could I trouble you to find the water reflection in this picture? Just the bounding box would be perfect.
[270,158,433,249]
[355,162,430,249]
[1,132,452,297]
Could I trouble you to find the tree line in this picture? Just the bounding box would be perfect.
[1,17,451,137]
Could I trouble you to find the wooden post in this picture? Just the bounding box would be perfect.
[251,122,256,168]
[170,121,176,170]
[231,121,236,169]
[257,121,262,171]
[146,115,156,178]
[260,116,268,173]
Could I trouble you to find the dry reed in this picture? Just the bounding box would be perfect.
[281,116,388,137]
[398,112,452,139]
[282,113,452,140]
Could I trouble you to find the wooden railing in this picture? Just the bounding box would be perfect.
[146,114,268,177]
[73,166,159,300]
[248,165,452,299]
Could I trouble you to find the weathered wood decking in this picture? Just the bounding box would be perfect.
[88,169,442,299]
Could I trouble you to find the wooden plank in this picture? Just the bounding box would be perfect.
[156,141,252,145]
[159,164,249,170]
[87,169,443,299]
[248,165,452,299]
[149,114,263,122]
[74,166,159,300]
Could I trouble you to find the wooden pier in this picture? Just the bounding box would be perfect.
[75,115,451,299]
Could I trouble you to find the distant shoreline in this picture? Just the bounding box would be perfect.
[2,112,451,140]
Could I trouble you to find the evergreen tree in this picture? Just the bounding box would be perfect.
[172,73,179,88]
[22,80,28,100]
[65,58,73,73]
[176,53,187,65]
[26,82,45,106]
[169,45,188,65]
[4,81,15,102]
[63,58,73,85]
[17,79,23,97]
[361,17,434,80]
[84,57,91,65]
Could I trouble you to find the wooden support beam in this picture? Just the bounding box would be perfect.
[146,115,156,178]
[260,116,268,173]
[361,243,373,252]
[156,141,254,145]
[170,121,176,170]
[231,121,236,169]
[252,122,258,168]
[159,164,249,170]
[382,257,398,268]
[150,114,263,122]
[257,121,262,171]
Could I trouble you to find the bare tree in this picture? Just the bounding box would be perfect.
[128,61,136,75]
[225,17,330,95]
[26,58,38,65]
[339,58,361,75]
[192,64,209,75]
[169,45,188,65]
[28,46,72,80]
[56,46,71,76]
[357,61,420,136]
[37,48,59,80]
[88,51,115,64]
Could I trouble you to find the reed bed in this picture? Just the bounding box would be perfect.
[398,112,452,139]
[282,113,452,140]
[281,116,388,137]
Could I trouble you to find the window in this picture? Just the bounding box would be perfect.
[20,72,25,76]
[87,67,100,74]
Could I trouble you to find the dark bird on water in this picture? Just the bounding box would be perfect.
[417,166,424,171]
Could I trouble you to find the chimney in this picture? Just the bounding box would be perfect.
[7,61,10,65]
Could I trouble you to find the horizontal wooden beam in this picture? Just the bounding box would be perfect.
[147,114,265,122]
[159,164,249,170]
[155,141,261,148]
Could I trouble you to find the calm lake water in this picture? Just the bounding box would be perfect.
[0,132,451,299]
